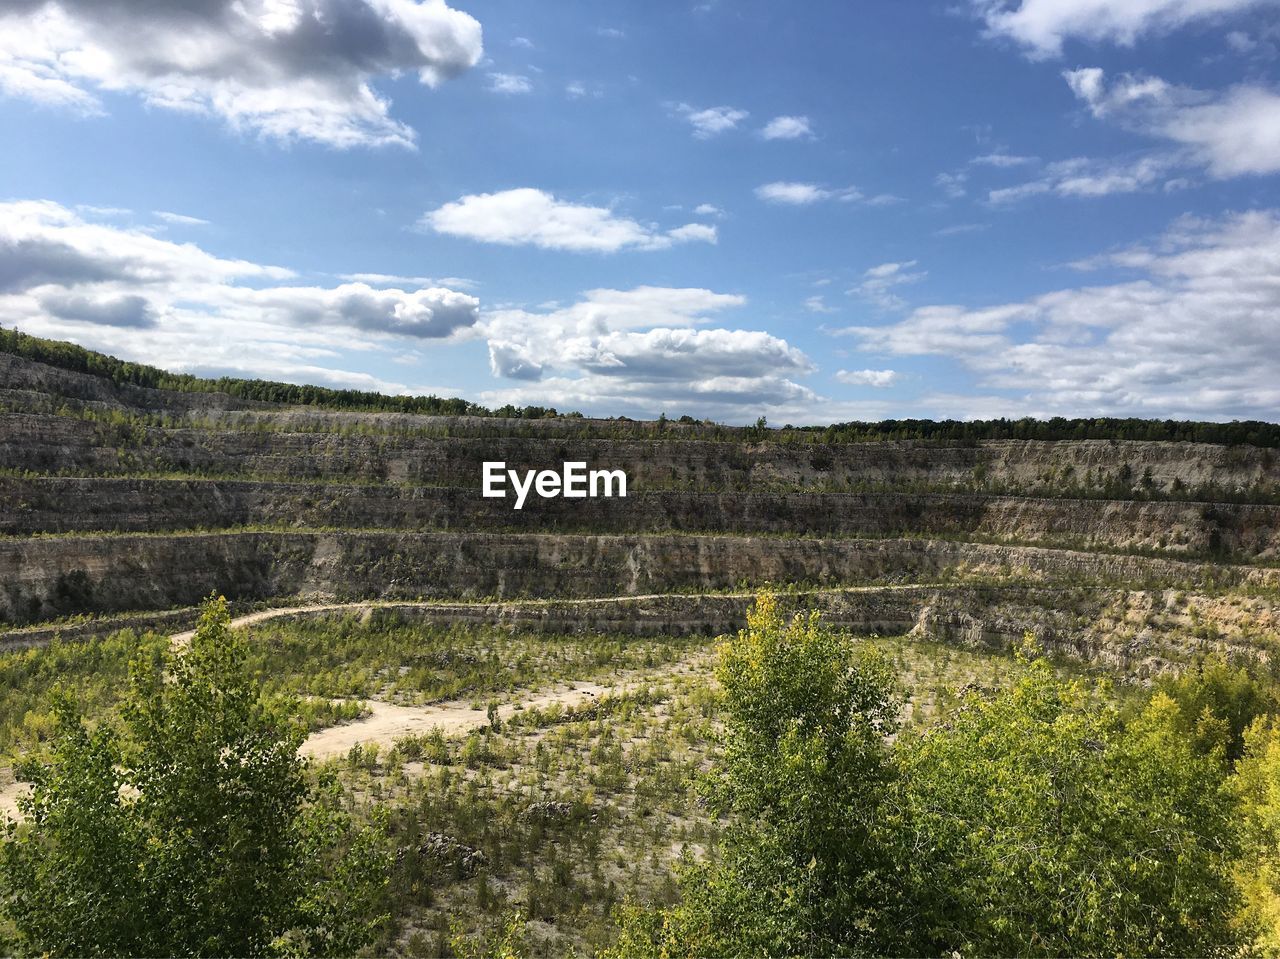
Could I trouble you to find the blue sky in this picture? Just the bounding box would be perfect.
[2,0,1279,424]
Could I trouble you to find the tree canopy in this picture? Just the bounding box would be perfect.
[0,597,391,957]
[609,598,1262,958]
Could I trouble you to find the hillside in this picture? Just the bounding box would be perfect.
[3,340,1279,676]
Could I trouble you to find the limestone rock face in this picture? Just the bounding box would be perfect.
[3,348,1279,673]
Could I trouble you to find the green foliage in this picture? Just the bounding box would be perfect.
[609,604,1251,959]
[1230,718,1280,954]
[0,628,168,756]
[1158,651,1279,760]
[242,614,697,710]
[610,595,902,956]
[805,415,1280,448]
[891,652,1242,957]
[0,596,391,957]
[450,909,527,959]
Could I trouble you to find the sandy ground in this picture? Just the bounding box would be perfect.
[168,583,940,648]
[3,597,718,819]
[0,681,642,819]
[169,602,373,647]
[299,681,615,760]
[0,779,28,821]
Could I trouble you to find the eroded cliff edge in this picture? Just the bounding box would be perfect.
[3,347,1278,672]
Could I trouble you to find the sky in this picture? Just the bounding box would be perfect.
[2,0,1280,425]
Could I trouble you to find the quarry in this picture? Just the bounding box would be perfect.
[2,337,1279,956]
[2,342,1278,673]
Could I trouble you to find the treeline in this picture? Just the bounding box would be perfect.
[6,327,1280,445]
[0,327,571,420]
[801,416,1280,448]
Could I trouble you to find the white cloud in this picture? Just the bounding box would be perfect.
[838,209,1280,419]
[153,211,210,227]
[339,272,478,289]
[694,203,723,216]
[1162,87,1280,175]
[674,103,749,138]
[487,72,532,94]
[0,199,479,387]
[761,115,813,140]
[666,222,719,244]
[476,286,817,417]
[836,369,900,387]
[1065,67,1280,177]
[971,152,1038,167]
[0,0,483,148]
[987,153,1175,202]
[511,36,534,48]
[804,295,838,314]
[76,205,133,219]
[935,171,968,199]
[972,0,1278,58]
[935,223,990,237]
[850,260,927,310]
[755,181,861,205]
[421,188,717,253]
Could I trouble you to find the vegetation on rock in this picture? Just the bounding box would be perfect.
[609,597,1272,958]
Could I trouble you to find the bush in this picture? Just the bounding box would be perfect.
[0,596,392,957]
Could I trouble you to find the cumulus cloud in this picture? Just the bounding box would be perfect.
[39,291,158,328]
[0,199,479,385]
[972,0,1277,58]
[243,283,479,338]
[693,203,723,216]
[421,188,718,253]
[0,0,483,148]
[665,222,718,244]
[850,261,927,310]
[838,209,1280,419]
[674,103,749,138]
[478,372,819,422]
[476,285,817,418]
[760,115,813,140]
[836,369,900,387]
[755,181,862,205]
[1065,67,1280,177]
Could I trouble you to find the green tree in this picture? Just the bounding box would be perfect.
[608,593,901,957]
[889,647,1243,957]
[1158,651,1278,761]
[0,596,391,957]
[607,611,1251,958]
[1230,717,1280,954]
